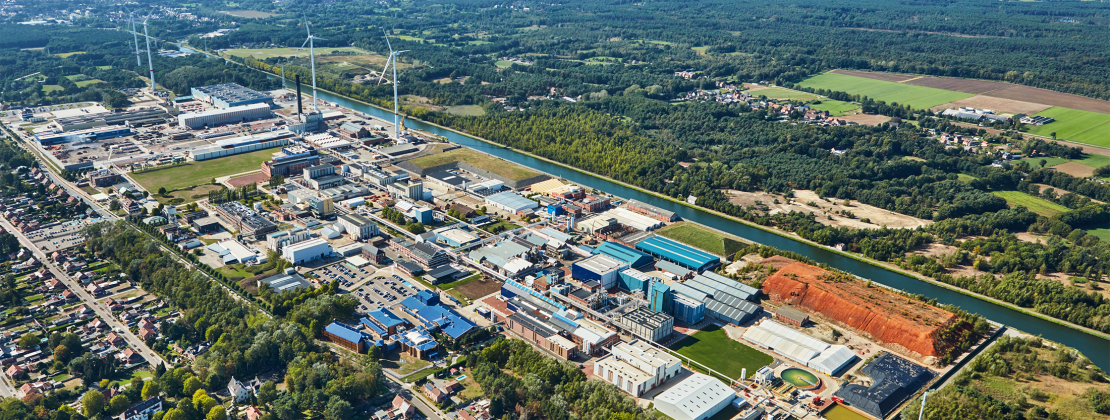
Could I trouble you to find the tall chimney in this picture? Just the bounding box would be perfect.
[295,74,303,116]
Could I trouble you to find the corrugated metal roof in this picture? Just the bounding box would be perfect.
[636,236,718,271]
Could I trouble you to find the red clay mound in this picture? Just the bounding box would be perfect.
[761,261,956,358]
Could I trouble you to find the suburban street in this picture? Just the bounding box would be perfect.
[0,368,16,398]
[0,215,169,369]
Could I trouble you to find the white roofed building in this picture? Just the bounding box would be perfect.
[593,340,681,397]
[653,373,735,420]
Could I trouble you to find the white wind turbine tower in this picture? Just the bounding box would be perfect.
[141,9,157,92]
[123,7,142,66]
[299,16,326,113]
[377,29,409,140]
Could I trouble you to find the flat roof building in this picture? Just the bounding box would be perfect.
[484,191,539,214]
[571,254,627,290]
[593,340,681,397]
[178,103,272,130]
[593,241,655,269]
[258,272,313,294]
[614,306,674,342]
[636,236,719,273]
[282,237,332,265]
[191,83,273,109]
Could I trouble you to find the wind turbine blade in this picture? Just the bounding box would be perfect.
[382,28,393,53]
[300,38,310,50]
[377,54,393,85]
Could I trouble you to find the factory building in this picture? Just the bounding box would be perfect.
[191,83,273,109]
[593,340,681,397]
[282,237,333,265]
[387,178,425,201]
[258,272,313,294]
[304,164,345,190]
[613,306,674,342]
[649,280,673,313]
[627,199,678,222]
[191,130,296,161]
[213,201,277,239]
[178,103,272,129]
[484,191,539,214]
[266,228,312,253]
[51,108,169,132]
[337,213,378,241]
[34,126,132,145]
[653,373,735,420]
[261,145,321,178]
[571,254,628,290]
[618,269,657,293]
[635,236,720,273]
[593,241,655,269]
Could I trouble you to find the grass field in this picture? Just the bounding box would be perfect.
[222,46,370,60]
[75,79,106,88]
[435,273,482,290]
[55,51,85,58]
[691,46,709,55]
[957,174,978,182]
[42,85,63,93]
[797,72,975,109]
[750,87,817,101]
[494,60,515,69]
[992,191,1069,216]
[1086,228,1110,241]
[408,148,540,181]
[130,148,275,191]
[1016,153,1110,170]
[810,99,860,116]
[655,222,744,256]
[220,10,279,18]
[669,325,773,379]
[1015,156,1069,168]
[1025,107,1110,148]
[445,105,486,116]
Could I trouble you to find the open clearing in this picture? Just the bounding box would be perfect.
[747,86,817,101]
[725,189,930,229]
[445,105,486,116]
[42,85,63,93]
[1025,107,1110,148]
[930,95,1051,115]
[494,60,515,69]
[809,99,860,116]
[1050,162,1096,177]
[130,148,275,191]
[830,69,1110,115]
[451,276,502,300]
[222,47,371,60]
[840,114,891,126]
[798,72,974,109]
[408,148,540,181]
[220,10,279,18]
[669,325,773,380]
[654,222,744,257]
[991,191,1068,217]
[55,51,85,58]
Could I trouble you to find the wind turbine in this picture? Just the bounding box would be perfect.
[141,9,157,92]
[378,29,409,140]
[123,7,141,66]
[299,16,325,113]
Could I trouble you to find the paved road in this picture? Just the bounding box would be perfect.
[0,367,16,397]
[0,216,169,369]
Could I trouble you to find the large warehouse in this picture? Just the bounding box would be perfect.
[593,340,681,397]
[653,373,735,420]
[593,241,654,269]
[571,254,627,290]
[178,102,272,129]
[741,319,857,376]
[191,83,273,109]
[282,237,333,265]
[635,236,720,272]
[191,130,296,161]
[484,191,539,214]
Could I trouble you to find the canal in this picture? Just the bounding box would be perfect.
[305,87,1110,369]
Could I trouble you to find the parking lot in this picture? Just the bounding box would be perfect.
[316,262,428,314]
[30,219,96,252]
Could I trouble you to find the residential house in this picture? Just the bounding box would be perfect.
[119,397,163,420]
[228,376,262,403]
[423,382,446,403]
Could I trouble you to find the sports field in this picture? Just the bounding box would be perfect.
[991,191,1069,217]
[809,99,860,116]
[1025,107,1110,148]
[222,47,371,60]
[408,148,540,181]
[130,148,275,191]
[797,72,975,109]
[655,222,744,256]
[669,325,773,379]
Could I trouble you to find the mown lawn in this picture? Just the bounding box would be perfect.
[129,148,275,191]
[654,222,743,256]
[991,191,1069,217]
[669,325,772,379]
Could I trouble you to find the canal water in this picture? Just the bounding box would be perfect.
[306,87,1110,369]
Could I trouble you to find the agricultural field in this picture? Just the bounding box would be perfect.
[748,86,817,101]
[654,222,744,256]
[220,10,280,18]
[669,325,773,379]
[445,105,486,116]
[222,47,372,60]
[797,72,975,109]
[991,191,1069,217]
[1024,107,1110,148]
[809,99,860,116]
[408,148,540,180]
[130,148,276,192]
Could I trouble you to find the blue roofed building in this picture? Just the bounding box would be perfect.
[399,327,440,360]
[635,236,720,272]
[365,308,408,335]
[399,291,479,342]
[593,241,654,269]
